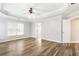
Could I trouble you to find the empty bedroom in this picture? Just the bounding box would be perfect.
[0,3,79,56]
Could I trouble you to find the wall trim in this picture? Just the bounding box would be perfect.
[0,37,32,43]
[1,37,79,43]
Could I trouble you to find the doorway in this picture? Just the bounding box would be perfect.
[71,18,79,42]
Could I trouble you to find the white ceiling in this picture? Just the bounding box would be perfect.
[63,3,79,19]
[0,3,68,22]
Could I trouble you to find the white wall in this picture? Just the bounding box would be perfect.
[0,14,72,43]
[41,16,62,42]
[31,22,41,37]
[0,13,73,43]
[0,18,7,40]
[0,15,31,42]
[31,23,37,37]
[30,16,72,43]
[24,22,31,38]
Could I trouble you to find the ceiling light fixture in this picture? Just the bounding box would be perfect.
[26,7,39,19]
[29,8,33,14]
[27,7,36,18]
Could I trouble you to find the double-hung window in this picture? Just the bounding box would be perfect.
[8,22,24,36]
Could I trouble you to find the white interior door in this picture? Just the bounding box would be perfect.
[63,20,71,43]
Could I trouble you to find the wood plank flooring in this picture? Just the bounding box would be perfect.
[0,38,79,56]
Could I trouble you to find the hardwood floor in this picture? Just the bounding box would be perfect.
[0,38,79,56]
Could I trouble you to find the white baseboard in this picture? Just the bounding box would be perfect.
[42,39,61,43]
[1,37,79,43]
[69,41,79,43]
[0,37,29,43]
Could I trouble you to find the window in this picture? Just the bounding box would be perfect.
[8,22,24,36]
[17,23,24,35]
